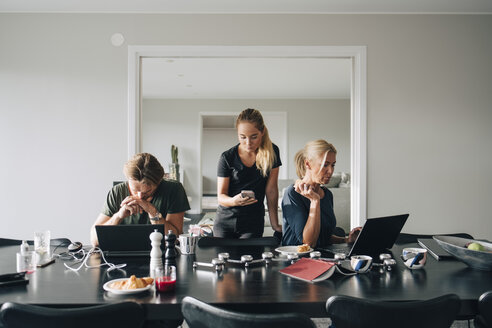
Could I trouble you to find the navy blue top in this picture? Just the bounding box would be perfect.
[281,184,337,247]
[217,143,281,217]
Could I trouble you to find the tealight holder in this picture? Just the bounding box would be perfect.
[370,253,396,272]
[193,258,226,272]
[334,253,347,261]
[286,253,299,264]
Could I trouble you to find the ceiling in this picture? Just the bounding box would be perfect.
[142,57,351,99]
[1,0,491,13]
[3,0,489,99]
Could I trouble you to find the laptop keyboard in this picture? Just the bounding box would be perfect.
[318,244,352,256]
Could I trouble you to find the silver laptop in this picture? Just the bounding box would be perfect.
[96,224,165,257]
[319,214,409,257]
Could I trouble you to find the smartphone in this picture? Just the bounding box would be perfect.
[37,258,55,268]
[240,190,255,199]
[0,272,28,287]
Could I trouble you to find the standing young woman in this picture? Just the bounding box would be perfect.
[214,108,282,238]
[282,140,360,247]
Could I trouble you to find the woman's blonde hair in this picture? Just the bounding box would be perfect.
[124,153,164,186]
[294,140,337,179]
[236,108,275,177]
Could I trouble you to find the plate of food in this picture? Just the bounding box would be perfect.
[103,275,154,295]
[275,244,313,255]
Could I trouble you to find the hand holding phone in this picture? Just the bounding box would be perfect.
[240,190,255,199]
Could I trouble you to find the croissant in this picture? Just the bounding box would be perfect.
[297,244,310,253]
[111,275,154,290]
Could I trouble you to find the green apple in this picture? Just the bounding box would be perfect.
[467,242,485,251]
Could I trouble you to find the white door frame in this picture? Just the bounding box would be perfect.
[128,45,367,227]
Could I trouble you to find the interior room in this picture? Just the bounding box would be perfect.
[1,2,492,328]
[1,2,491,245]
[140,56,352,234]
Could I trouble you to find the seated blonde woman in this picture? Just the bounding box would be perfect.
[282,140,360,248]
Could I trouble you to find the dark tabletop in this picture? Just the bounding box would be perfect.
[1,242,491,320]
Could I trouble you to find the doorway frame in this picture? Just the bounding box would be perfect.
[128,45,366,227]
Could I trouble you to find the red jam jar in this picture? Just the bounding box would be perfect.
[155,266,176,292]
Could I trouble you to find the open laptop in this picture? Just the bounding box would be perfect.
[318,214,409,258]
[96,224,165,257]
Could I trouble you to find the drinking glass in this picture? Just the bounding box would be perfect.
[16,251,36,273]
[34,230,51,263]
[155,266,176,292]
[178,234,198,254]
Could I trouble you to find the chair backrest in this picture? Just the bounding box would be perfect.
[0,302,145,328]
[476,291,492,328]
[198,236,279,247]
[395,233,473,245]
[326,294,460,328]
[0,238,22,247]
[0,238,71,247]
[182,296,316,328]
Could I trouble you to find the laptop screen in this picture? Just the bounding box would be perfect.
[96,224,165,253]
[349,213,409,256]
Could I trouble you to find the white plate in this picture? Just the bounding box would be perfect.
[103,278,152,295]
[275,246,313,255]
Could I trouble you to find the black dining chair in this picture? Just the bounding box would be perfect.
[0,238,23,247]
[325,294,460,328]
[197,236,280,247]
[0,238,72,247]
[395,233,473,245]
[0,302,145,328]
[182,296,316,328]
[475,291,492,328]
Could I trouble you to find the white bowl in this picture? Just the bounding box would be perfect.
[350,255,372,273]
[401,247,427,269]
[433,236,492,271]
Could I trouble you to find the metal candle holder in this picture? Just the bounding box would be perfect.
[193,252,277,271]
[370,253,397,272]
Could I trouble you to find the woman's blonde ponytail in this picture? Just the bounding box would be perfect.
[294,149,307,179]
[256,126,275,177]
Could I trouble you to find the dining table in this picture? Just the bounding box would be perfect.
[1,241,491,322]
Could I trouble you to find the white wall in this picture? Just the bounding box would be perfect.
[1,14,491,243]
[142,99,350,206]
[202,128,237,194]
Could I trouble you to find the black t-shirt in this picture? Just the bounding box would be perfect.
[281,184,336,247]
[102,180,190,224]
[217,143,282,217]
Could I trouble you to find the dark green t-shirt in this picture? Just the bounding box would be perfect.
[101,179,190,225]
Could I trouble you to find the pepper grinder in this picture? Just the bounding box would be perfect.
[164,230,177,267]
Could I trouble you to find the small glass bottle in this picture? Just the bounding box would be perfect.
[20,240,29,255]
